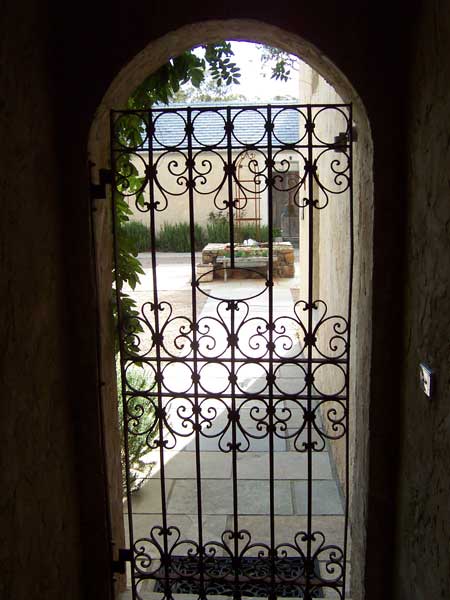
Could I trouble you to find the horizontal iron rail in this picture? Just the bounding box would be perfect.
[114,144,350,155]
[111,102,351,115]
[125,390,348,402]
[125,357,348,365]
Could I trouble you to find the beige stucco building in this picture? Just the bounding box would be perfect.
[126,104,302,243]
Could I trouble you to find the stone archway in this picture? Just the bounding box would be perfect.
[88,20,373,600]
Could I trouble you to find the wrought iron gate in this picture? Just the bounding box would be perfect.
[111,103,353,599]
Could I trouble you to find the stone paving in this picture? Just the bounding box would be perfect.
[122,252,350,599]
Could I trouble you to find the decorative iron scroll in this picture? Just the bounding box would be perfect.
[111,103,353,599]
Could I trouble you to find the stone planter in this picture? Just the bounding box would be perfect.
[196,263,214,282]
[201,242,295,279]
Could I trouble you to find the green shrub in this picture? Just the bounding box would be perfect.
[120,220,151,252]
[117,360,157,494]
[156,222,205,252]
[206,212,281,244]
[139,215,283,253]
[205,219,230,243]
[235,224,281,243]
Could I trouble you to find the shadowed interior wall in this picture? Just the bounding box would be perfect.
[0,3,83,599]
[394,1,450,597]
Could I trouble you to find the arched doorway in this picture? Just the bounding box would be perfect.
[88,20,373,600]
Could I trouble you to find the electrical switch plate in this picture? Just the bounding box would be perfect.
[419,362,434,398]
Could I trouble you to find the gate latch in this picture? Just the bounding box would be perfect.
[112,548,132,574]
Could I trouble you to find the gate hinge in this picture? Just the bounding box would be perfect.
[112,548,132,574]
[89,165,112,200]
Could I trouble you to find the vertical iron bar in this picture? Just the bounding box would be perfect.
[186,107,206,598]
[306,104,314,597]
[147,108,171,599]
[342,104,354,600]
[229,299,240,600]
[225,105,239,596]
[266,105,276,600]
[226,107,235,267]
[110,111,137,598]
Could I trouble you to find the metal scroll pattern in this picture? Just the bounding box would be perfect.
[111,104,353,599]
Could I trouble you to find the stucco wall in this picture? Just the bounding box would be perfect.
[297,64,374,597]
[298,65,352,492]
[393,1,450,597]
[127,149,290,232]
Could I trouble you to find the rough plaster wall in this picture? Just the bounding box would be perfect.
[394,1,450,598]
[0,2,412,599]
[0,3,83,599]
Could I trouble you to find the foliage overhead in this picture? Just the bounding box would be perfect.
[257,45,298,82]
[171,75,246,104]
[128,42,241,109]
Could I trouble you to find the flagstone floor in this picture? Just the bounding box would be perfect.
[121,252,350,599]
